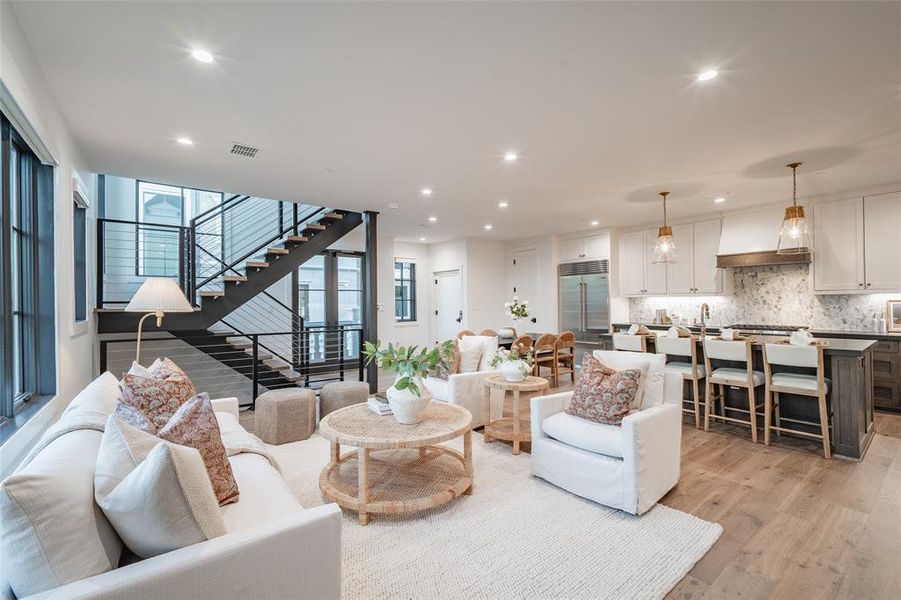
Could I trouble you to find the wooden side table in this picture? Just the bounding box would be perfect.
[483,375,550,454]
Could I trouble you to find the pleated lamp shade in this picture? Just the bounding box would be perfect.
[125,277,194,313]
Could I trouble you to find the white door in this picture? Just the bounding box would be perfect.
[665,223,694,295]
[644,229,668,295]
[558,238,584,262]
[433,270,463,343]
[693,219,723,294]
[814,197,865,292]
[863,192,901,291]
[619,230,645,296]
[582,233,611,260]
[512,249,540,329]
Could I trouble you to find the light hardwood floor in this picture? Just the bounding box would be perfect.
[244,376,901,599]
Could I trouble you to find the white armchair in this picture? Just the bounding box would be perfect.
[425,335,502,428]
[530,369,683,515]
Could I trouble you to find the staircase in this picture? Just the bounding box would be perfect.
[96,194,368,400]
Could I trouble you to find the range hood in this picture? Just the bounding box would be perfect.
[716,205,810,268]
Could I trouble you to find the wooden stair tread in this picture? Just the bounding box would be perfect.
[264,360,292,371]
[323,212,343,220]
[266,247,289,255]
[282,371,301,381]
[222,275,247,283]
[245,261,269,268]
[226,338,252,349]
[286,235,309,243]
[304,223,327,231]
[245,350,273,361]
[199,290,224,298]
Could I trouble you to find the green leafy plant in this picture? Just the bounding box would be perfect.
[362,340,455,398]
[489,347,534,368]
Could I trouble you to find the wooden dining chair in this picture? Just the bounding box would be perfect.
[511,335,533,355]
[554,331,576,384]
[456,330,476,340]
[479,328,498,337]
[532,333,558,385]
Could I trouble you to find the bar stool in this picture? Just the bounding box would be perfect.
[703,339,765,443]
[612,333,647,353]
[656,335,705,429]
[762,343,832,459]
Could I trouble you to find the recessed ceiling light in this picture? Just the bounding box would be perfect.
[421,188,433,196]
[428,216,437,222]
[697,69,718,82]
[191,49,214,63]
[503,152,518,162]
[714,197,726,204]
[419,236,427,242]
[498,201,509,208]
[388,202,400,210]
[176,136,194,146]
[590,220,599,226]
[484,224,493,231]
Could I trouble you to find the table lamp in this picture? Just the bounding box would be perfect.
[125,277,194,364]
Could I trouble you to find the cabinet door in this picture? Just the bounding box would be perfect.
[559,237,584,262]
[582,233,611,260]
[619,230,645,296]
[863,192,901,291]
[643,229,668,295]
[693,219,723,294]
[814,197,865,292]
[665,223,694,294]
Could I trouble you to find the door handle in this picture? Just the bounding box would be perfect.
[455,310,463,323]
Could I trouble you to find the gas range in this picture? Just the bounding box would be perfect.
[727,324,806,336]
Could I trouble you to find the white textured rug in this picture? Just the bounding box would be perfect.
[269,433,722,600]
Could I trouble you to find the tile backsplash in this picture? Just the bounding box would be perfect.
[628,264,894,331]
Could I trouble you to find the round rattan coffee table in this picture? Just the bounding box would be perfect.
[483,375,550,455]
[318,401,473,525]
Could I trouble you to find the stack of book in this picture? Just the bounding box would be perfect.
[367,394,392,416]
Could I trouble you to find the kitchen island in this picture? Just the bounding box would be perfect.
[603,325,877,460]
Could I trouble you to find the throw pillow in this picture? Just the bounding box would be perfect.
[593,349,666,410]
[457,336,483,373]
[566,355,641,426]
[429,343,461,380]
[119,372,196,430]
[95,416,227,558]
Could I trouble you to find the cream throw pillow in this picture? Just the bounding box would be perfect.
[457,336,483,373]
[95,416,227,558]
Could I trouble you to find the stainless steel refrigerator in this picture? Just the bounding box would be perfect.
[558,260,610,365]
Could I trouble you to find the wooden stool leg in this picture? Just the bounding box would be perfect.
[718,385,726,417]
[748,386,758,443]
[358,448,370,525]
[763,387,772,446]
[330,441,340,463]
[691,377,701,429]
[463,429,474,494]
[483,386,492,444]
[773,392,782,437]
[819,392,831,459]
[512,389,521,455]
[704,379,712,431]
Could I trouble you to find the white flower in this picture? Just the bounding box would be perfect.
[512,295,518,301]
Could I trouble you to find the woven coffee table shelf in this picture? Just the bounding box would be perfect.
[318,401,473,525]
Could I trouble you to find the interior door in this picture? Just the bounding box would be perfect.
[644,229,668,295]
[512,249,539,329]
[693,219,723,294]
[433,269,462,343]
[665,223,694,294]
[863,192,901,291]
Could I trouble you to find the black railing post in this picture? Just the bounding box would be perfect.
[96,219,105,309]
[339,326,345,382]
[251,334,259,408]
[362,211,379,393]
[177,227,186,294]
[293,203,299,236]
[188,219,197,305]
[358,329,364,383]
[99,340,108,373]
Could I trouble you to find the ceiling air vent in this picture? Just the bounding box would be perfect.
[230,143,259,158]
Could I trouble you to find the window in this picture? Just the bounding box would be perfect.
[73,181,88,323]
[394,260,416,322]
[1,113,56,420]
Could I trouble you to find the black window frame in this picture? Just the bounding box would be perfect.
[394,260,417,322]
[73,200,87,322]
[1,112,56,422]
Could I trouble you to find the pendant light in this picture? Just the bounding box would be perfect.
[653,191,678,264]
[776,162,810,254]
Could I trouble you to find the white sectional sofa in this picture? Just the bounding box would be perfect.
[0,373,342,600]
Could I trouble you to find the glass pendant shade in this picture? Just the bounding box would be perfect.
[776,163,810,255]
[652,192,678,264]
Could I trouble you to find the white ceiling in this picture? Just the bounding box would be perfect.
[10,1,901,242]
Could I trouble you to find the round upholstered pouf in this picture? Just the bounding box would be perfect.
[319,381,370,419]
[254,388,316,445]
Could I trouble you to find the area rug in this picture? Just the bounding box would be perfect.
[269,433,722,600]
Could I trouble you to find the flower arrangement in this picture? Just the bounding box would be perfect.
[489,347,534,368]
[489,347,534,381]
[362,340,454,398]
[504,296,530,320]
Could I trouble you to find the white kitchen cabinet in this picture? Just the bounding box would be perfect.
[665,223,694,294]
[559,233,610,262]
[813,197,867,292]
[692,219,723,294]
[619,229,646,296]
[862,191,901,291]
[643,228,668,295]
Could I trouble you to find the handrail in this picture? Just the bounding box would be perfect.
[191,193,248,226]
[98,217,188,231]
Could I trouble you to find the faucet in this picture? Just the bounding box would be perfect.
[699,303,711,337]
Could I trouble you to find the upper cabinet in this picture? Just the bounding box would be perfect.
[559,233,610,262]
[813,192,901,293]
[619,218,724,297]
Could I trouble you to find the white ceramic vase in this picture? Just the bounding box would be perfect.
[386,376,432,424]
[500,360,530,382]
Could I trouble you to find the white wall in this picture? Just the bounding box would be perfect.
[374,237,432,348]
[0,4,98,476]
[464,239,507,332]
[504,236,559,332]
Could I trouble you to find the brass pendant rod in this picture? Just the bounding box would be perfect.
[786,162,802,207]
[659,191,670,226]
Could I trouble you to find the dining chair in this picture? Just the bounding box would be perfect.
[456,330,476,340]
[554,331,576,384]
[511,335,533,355]
[532,333,558,385]
[479,328,498,337]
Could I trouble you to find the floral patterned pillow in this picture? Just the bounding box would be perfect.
[566,354,641,426]
[119,372,196,431]
[115,393,239,506]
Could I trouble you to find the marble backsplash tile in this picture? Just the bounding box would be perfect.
[628,264,894,331]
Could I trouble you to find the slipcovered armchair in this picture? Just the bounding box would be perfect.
[425,335,501,428]
[529,351,683,516]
